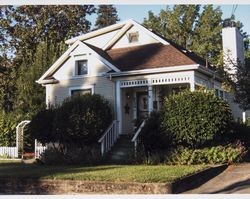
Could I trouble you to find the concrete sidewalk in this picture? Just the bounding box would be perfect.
[183,163,250,194]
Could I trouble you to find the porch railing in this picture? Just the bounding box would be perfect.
[98,120,119,156]
[131,120,145,157]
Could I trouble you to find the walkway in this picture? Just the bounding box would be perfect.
[184,163,250,194]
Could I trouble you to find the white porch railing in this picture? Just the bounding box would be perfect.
[131,120,145,157]
[34,139,47,159]
[98,120,119,156]
[0,147,18,158]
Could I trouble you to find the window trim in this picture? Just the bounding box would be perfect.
[127,31,139,43]
[75,59,88,76]
[69,85,94,97]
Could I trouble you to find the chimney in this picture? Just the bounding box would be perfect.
[222,19,244,78]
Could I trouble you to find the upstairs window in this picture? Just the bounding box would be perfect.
[76,60,88,75]
[128,32,139,43]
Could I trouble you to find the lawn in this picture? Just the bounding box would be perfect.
[0,160,206,183]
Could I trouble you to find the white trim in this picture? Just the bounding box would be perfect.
[190,71,195,91]
[37,40,81,84]
[115,81,122,135]
[37,40,120,84]
[103,22,133,50]
[109,64,200,77]
[148,85,153,113]
[68,85,94,96]
[131,19,169,45]
[65,21,126,45]
[74,59,89,77]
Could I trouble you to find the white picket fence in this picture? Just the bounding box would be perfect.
[0,147,18,158]
[34,139,47,159]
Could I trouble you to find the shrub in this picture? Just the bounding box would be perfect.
[140,112,170,153]
[40,145,101,165]
[162,90,233,148]
[0,111,21,146]
[165,142,247,165]
[53,94,112,148]
[228,121,250,146]
[28,108,56,145]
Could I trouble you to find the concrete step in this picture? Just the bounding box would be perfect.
[102,134,135,164]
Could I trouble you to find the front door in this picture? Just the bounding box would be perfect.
[137,92,148,119]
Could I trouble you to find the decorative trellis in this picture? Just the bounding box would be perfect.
[16,120,30,158]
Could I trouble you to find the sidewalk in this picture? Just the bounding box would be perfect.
[183,163,250,194]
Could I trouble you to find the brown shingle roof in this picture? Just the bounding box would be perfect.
[106,43,199,71]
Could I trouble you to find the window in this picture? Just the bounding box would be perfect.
[71,89,91,96]
[76,60,88,75]
[215,89,224,99]
[128,32,139,43]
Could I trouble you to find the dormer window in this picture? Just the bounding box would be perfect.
[128,32,139,43]
[76,60,88,75]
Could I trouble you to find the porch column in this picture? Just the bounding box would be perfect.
[190,72,195,91]
[148,85,153,114]
[116,80,122,134]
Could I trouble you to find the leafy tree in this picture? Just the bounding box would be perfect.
[95,5,119,29]
[143,5,200,48]
[190,5,223,65]
[0,5,95,116]
[234,60,250,111]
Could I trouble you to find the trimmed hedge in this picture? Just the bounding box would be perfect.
[165,142,247,165]
[29,94,113,151]
[162,90,233,148]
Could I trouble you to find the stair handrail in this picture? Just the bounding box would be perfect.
[98,120,119,156]
[131,120,145,157]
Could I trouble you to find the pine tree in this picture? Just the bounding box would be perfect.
[95,5,119,29]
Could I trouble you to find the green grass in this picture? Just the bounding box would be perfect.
[0,160,206,183]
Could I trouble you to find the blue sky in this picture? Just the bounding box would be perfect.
[88,5,250,35]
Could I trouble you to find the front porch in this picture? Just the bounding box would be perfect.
[115,70,217,135]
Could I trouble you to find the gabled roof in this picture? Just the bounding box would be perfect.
[65,19,169,47]
[37,40,120,84]
[38,19,216,84]
[106,43,198,71]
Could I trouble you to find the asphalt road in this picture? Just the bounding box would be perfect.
[183,163,250,194]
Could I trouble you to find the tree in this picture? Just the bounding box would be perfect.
[0,5,95,117]
[143,5,200,48]
[95,5,119,29]
[190,5,223,65]
[234,60,250,111]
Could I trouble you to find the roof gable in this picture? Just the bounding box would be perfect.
[37,40,120,84]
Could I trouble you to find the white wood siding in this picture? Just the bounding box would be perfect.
[112,25,159,49]
[47,76,115,112]
[53,45,110,80]
[84,29,120,49]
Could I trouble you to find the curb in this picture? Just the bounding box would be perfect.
[0,164,228,194]
[171,164,228,193]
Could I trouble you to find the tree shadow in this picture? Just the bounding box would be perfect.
[204,178,250,194]
[0,161,124,194]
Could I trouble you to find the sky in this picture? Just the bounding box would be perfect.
[87,4,250,35]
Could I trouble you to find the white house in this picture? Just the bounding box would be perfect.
[37,19,246,155]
